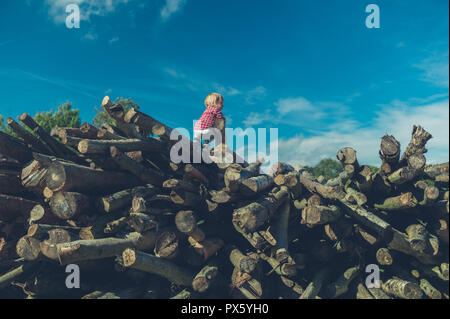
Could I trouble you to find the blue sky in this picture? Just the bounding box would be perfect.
[0,0,448,166]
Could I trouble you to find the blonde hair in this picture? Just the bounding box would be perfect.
[204,93,224,108]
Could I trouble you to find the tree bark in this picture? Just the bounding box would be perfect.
[45,160,144,193]
[302,205,342,227]
[56,231,158,265]
[78,138,164,154]
[322,265,360,298]
[122,248,195,286]
[0,130,33,163]
[381,278,423,299]
[232,187,289,233]
[399,125,432,167]
[6,117,52,154]
[0,194,39,222]
[192,264,219,293]
[49,191,92,220]
[19,113,72,158]
[374,192,418,211]
[110,146,164,186]
[299,267,330,299]
[170,189,201,207]
[175,210,205,242]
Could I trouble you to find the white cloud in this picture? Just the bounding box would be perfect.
[244,96,352,132]
[275,96,314,115]
[108,36,120,44]
[276,99,449,167]
[45,0,131,23]
[160,0,186,20]
[414,50,449,88]
[83,30,98,40]
[245,86,267,105]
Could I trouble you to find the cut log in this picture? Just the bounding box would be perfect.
[302,205,342,227]
[381,278,423,299]
[110,146,164,186]
[19,113,72,157]
[0,194,39,222]
[183,238,224,266]
[339,199,392,238]
[78,138,164,154]
[175,210,205,242]
[420,278,441,299]
[241,175,274,196]
[0,261,41,289]
[0,130,33,163]
[399,125,432,167]
[128,212,158,233]
[424,162,449,179]
[379,135,401,167]
[49,191,92,220]
[337,147,360,172]
[163,179,198,193]
[405,224,429,253]
[16,236,43,261]
[299,267,330,299]
[322,265,360,298]
[226,245,257,274]
[232,187,289,233]
[154,230,180,260]
[376,248,394,266]
[101,96,142,139]
[6,117,52,154]
[45,160,144,193]
[231,267,263,299]
[97,187,136,213]
[192,264,219,293]
[170,190,201,207]
[388,166,421,185]
[122,248,195,286]
[374,192,418,211]
[56,232,158,265]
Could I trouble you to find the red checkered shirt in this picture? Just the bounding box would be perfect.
[194,106,224,131]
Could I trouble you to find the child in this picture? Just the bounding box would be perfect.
[194,93,225,147]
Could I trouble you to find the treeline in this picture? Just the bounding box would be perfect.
[0,98,139,138]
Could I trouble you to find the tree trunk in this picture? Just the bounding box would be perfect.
[175,210,205,242]
[232,187,289,233]
[45,160,144,193]
[78,138,164,154]
[19,113,72,158]
[382,278,423,299]
[170,189,201,207]
[0,131,33,163]
[122,248,195,286]
[56,232,158,265]
[399,125,432,167]
[241,175,274,196]
[374,192,418,210]
[49,191,92,220]
[110,146,164,186]
[6,117,52,154]
[0,194,39,222]
[299,267,330,299]
[192,264,219,293]
[322,265,360,298]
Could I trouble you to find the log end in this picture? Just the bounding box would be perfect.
[122,248,137,267]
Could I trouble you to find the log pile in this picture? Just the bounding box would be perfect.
[0,97,448,299]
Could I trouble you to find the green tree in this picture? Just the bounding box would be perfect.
[93,97,140,127]
[305,158,343,180]
[34,102,81,132]
[0,102,81,137]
